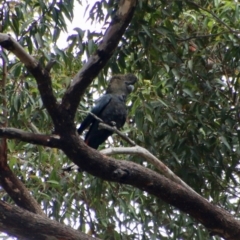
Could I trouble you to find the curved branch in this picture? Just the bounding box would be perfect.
[61,0,137,121]
[0,34,38,67]
[94,119,198,196]
[26,64,61,125]
[101,146,201,197]
[0,161,44,215]
[0,200,100,240]
[0,128,61,147]
[61,134,240,240]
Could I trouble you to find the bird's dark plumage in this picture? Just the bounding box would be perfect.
[78,74,138,149]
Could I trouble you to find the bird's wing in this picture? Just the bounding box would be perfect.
[78,94,112,134]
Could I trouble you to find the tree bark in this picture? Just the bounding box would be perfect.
[0,201,100,240]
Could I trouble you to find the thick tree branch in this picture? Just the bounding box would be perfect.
[60,0,137,121]
[0,0,137,130]
[60,134,240,240]
[0,200,100,240]
[0,128,61,147]
[0,156,44,215]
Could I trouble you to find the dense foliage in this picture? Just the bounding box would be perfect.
[1,0,240,239]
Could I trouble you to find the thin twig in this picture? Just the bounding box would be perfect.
[186,1,240,34]
[79,110,104,123]
[177,32,229,42]
[99,122,136,146]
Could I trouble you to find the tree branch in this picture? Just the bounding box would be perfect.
[0,158,44,215]
[0,34,38,67]
[99,122,137,146]
[60,0,137,121]
[0,0,138,130]
[0,200,100,240]
[0,128,61,147]
[78,110,136,146]
[60,134,240,240]
[101,146,201,198]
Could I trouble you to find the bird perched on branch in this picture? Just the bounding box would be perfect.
[78,73,138,149]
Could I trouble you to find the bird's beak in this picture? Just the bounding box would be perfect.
[125,74,138,93]
[127,84,134,92]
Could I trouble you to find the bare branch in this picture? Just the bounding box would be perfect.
[0,128,61,147]
[101,146,202,198]
[0,34,38,67]
[26,66,61,127]
[99,122,137,146]
[27,121,40,134]
[79,109,137,146]
[61,0,137,121]
[79,110,105,124]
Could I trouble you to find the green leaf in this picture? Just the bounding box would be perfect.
[220,136,231,151]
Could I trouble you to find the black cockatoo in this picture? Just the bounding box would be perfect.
[78,74,138,149]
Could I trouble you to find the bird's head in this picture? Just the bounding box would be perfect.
[106,73,138,96]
